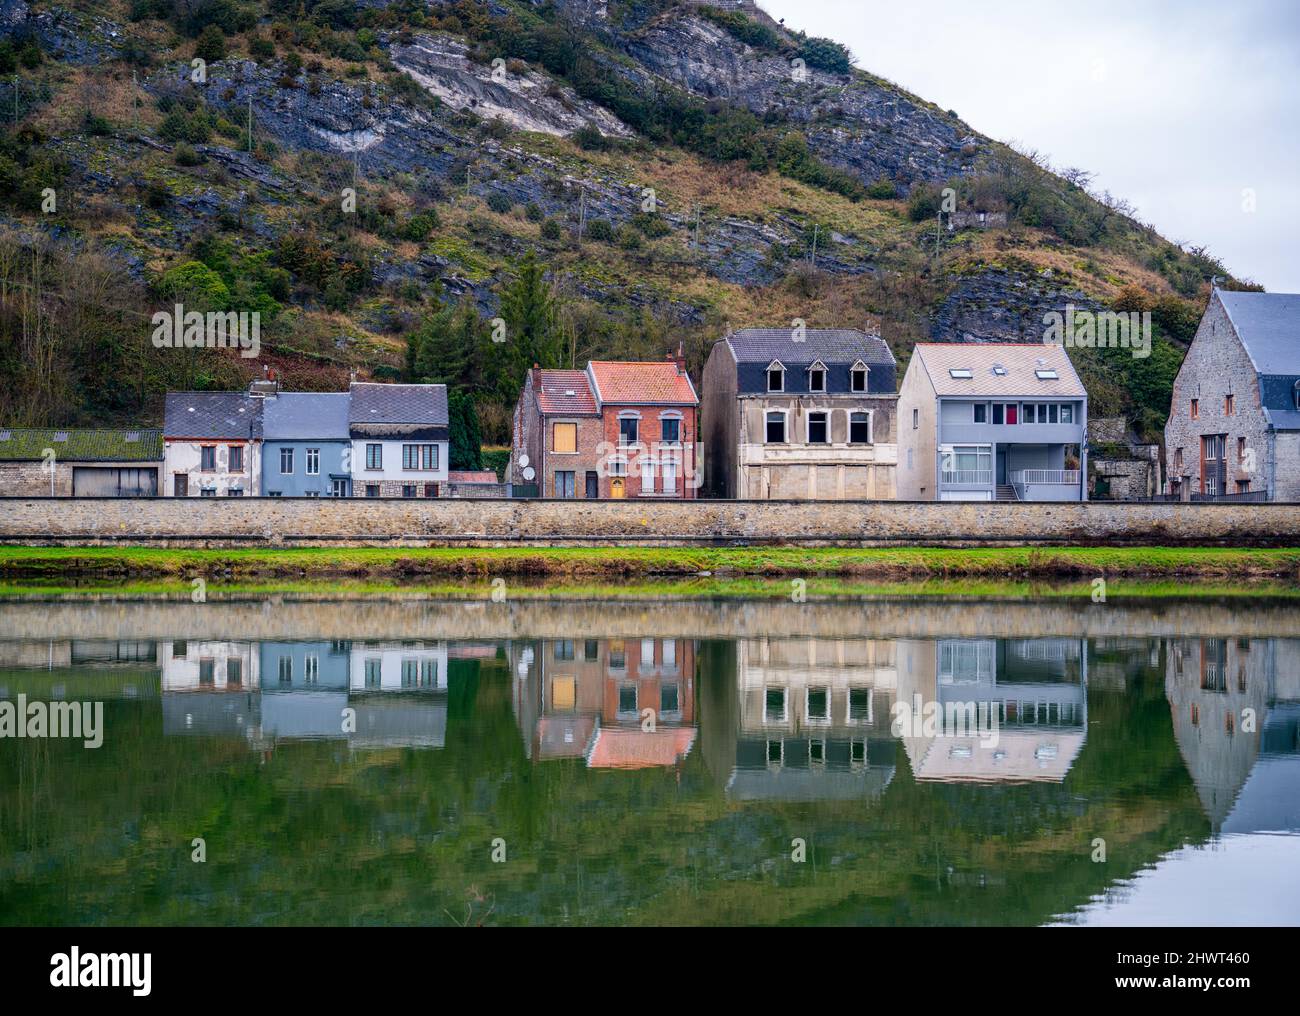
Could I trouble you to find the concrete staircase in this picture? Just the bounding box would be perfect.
[995,484,1020,502]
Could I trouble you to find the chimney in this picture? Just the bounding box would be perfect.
[668,342,686,373]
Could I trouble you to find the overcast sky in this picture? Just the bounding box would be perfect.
[761,0,1300,292]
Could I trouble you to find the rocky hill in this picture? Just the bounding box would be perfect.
[0,0,1254,442]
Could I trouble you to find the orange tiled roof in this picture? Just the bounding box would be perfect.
[534,370,598,415]
[588,360,698,406]
[586,727,697,770]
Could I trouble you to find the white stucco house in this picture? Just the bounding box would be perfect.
[349,382,450,498]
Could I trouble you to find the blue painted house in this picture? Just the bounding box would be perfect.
[261,393,352,497]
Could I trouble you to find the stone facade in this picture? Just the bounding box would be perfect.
[1,497,1299,546]
[1165,291,1274,500]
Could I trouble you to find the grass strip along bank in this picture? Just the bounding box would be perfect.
[1,545,1300,583]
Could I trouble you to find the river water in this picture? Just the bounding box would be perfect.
[1,595,1297,926]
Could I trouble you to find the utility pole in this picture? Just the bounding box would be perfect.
[132,69,138,132]
[13,75,17,125]
[247,97,253,153]
[809,223,819,267]
[577,185,587,242]
[693,204,701,248]
[935,210,942,264]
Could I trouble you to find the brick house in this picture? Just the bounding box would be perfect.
[511,368,603,498]
[511,357,700,499]
[700,328,898,500]
[1165,288,1300,501]
[588,357,699,499]
[0,428,162,496]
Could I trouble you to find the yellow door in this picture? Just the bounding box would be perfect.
[611,478,624,498]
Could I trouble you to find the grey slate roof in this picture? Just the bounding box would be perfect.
[1219,290,1300,376]
[261,392,350,441]
[163,392,263,440]
[348,382,448,427]
[726,328,895,366]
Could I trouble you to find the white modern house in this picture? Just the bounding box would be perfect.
[896,343,1088,502]
[349,382,450,498]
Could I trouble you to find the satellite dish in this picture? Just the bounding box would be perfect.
[518,454,530,468]
[522,466,535,481]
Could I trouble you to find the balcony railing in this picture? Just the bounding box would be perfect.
[1012,470,1080,485]
[941,470,993,485]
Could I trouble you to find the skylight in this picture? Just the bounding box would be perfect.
[1036,369,1059,380]
[949,369,973,379]
[991,365,1008,376]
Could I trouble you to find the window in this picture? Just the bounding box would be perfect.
[1005,404,1018,425]
[640,455,656,493]
[1224,394,1235,416]
[809,739,826,764]
[993,404,1004,425]
[555,640,575,661]
[1060,404,1074,425]
[366,484,380,498]
[765,688,787,723]
[849,688,871,722]
[1238,436,1247,462]
[641,639,655,667]
[663,639,676,669]
[1201,434,1227,495]
[366,444,382,470]
[199,659,214,686]
[851,366,868,392]
[806,687,829,721]
[609,640,626,670]
[1035,369,1059,380]
[280,447,294,474]
[553,422,577,453]
[172,640,188,658]
[555,471,575,498]
[767,364,784,392]
[618,686,637,715]
[401,484,416,498]
[913,407,919,429]
[949,368,973,379]
[278,657,292,684]
[585,471,598,498]
[1048,404,1059,424]
[1174,448,1184,472]
[807,412,829,444]
[228,446,243,472]
[662,458,677,493]
[226,488,243,497]
[619,417,638,445]
[424,483,437,498]
[304,655,318,685]
[402,659,419,687]
[226,658,242,687]
[1191,398,1199,419]
[661,417,680,444]
[421,659,437,687]
[661,685,679,714]
[306,448,320,475]
[365,658,381,688]
[403,444,438,470]
[765,411,786,443]
[331,478,348,498]
[767,740,783,765]
[973,403,987,423]
[1294,381,1300,410]
[808,365,826,392]
[200,488,216,497]
[584,640,599,661]
[850,411,871,444]
[200,445,216,471]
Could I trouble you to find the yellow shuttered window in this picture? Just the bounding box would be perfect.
[553,422,577,453]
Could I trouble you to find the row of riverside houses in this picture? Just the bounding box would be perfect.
[161,379,450,497]
[4,290,1296,502]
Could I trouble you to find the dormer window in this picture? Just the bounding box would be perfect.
[807,360,827,393]
[850,361,869,393]
[767,361,785,393]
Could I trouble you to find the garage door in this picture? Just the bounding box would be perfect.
[72,467,158,497]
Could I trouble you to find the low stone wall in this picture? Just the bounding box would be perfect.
[0,497,1299,546]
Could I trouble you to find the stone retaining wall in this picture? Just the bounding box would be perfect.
[1,497,1299,546]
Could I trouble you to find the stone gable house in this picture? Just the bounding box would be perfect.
[0,428,162,496]
[700,328,898,500]
[1165,289,1300,501]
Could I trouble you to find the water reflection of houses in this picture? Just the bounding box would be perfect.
[894,637,1088,783]
[510,637,697,769]
[1166,637,1300,833]
[0,638,160,702]
[160,639,447,750]
[728,638,898,801]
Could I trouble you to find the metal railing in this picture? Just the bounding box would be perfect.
[940,470,993,485]
[1012,469,1080,485]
